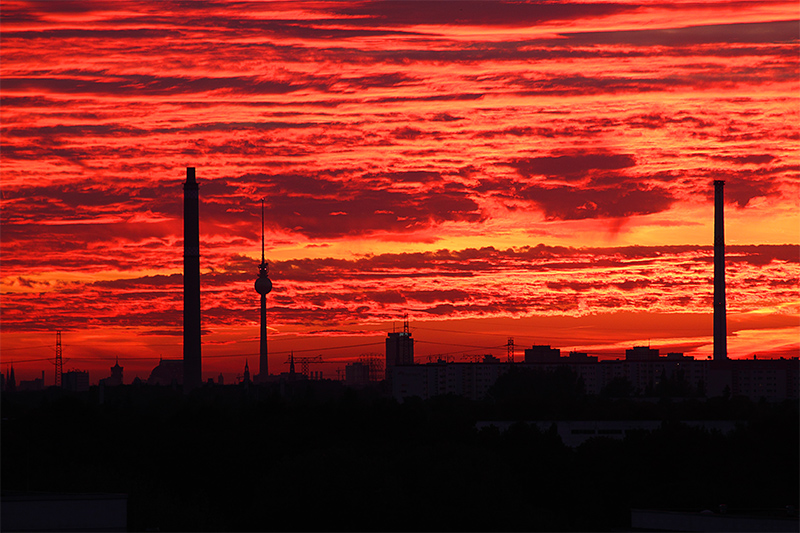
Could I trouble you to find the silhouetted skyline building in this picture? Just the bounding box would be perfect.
[385,319,414,380]
[345,362,370,386]
[391,345,799,402]
[714,180,728,361]
[63,370,89,392]
[183,167,202,390]
[243,360,251,384]
[525,344,561,363]
[18,371,46,392]
[254,199,273,382]
[100,358,124,387]
[148,359,183,386]
[5,366,15,393]
[625,345,659,361]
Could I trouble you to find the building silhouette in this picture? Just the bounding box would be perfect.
[243,360,251,384]
[62,370,89,392]
[4,366,15,393]
[345,362,370,386]
[385,318,414,380]
[389,346,799,402]
[525,345,561,363]
[147,359,183,386]
[100,359,124,387]
[18,371,46,392]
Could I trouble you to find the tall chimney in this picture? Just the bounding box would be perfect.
[713,180,728,361]
[184,167,202,389]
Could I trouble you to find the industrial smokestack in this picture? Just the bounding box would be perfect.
[713,180,728,361]
[184,167,202,389]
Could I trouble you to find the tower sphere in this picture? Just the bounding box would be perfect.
[255,276,272,295]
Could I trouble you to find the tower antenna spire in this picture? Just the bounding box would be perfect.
[261,197,265,266]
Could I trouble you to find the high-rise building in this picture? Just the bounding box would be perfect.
[524,345,561,363]
[386,330,414,380]
[63,370,89,392]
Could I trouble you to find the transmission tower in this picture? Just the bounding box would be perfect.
[55,331,63,387]
[284,354,322,377]
[357,352,384,382]
[507,337,515,363]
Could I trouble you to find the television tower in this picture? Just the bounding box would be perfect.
[254,198,273,381]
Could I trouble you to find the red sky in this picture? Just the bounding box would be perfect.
[1,0,798,384]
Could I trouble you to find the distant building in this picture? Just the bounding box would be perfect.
[389,356,508,401]
[147,359,183,386]
[18,371,46,392]
[626,346,659,361]
[243,360,251,384]
[63,370,90,392]
[524,345,561,363]
[100,359,124,387]
[476,420,738,448]
[345,362,370,386]
[707,357,800,401]
[567,351,598,362]
[385,330,414,379]
[5,366,16,393]
[390,344,799,403]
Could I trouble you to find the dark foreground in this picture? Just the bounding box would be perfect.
[2,374,798,531]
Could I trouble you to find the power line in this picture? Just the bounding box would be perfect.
[1,357,55,365]
[415,340,506,350]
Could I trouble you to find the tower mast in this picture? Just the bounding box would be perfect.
[255,198,273,381]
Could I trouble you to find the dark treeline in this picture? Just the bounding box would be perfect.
[2,369,798,532]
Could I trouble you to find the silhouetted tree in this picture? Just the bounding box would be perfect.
[601,376,635,398]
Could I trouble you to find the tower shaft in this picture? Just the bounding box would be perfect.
[713,180,728,361]
[183,167,202,390]
[259,293,268,377]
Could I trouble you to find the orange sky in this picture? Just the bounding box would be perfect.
[1,0,798,384]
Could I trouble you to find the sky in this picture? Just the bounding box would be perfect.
[1,0,798,384]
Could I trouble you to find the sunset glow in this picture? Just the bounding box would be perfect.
[1,0,798,383]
